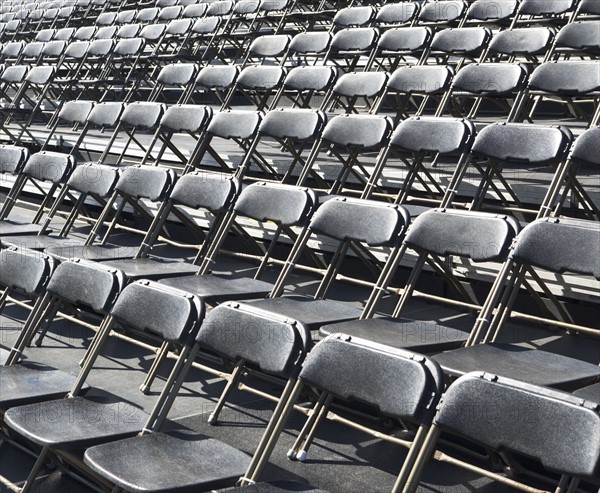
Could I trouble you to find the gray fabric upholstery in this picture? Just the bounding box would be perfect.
[170,172,240,212]
[0,248,55,295]
[390,117,474,154]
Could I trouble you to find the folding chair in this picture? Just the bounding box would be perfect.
[0,143,29,198]
[416,0,467,29]
[0,151,75,236]
[0,40,25,63]
[0,66,29,137]
[83,302,310,492]
[221,65,287,111]
[321,71,388,114]
[424,27,492,70]
[324,27,379,73]
[364,26,433,71]
[296,113,394,196]
[453,122,573,219]
[177,16,222,63]
[404,372,600,493]
[548,21,600,61]
[3,277,203,493]
[320,209,518,353]
[373,2,420,30]
[239,33,291,68]
[573,0,600,21]
[432,217,600,390]
[244,196,410,331]
[329,5,376,32]
[268,65,338,110]
[510,0,577,28]
[464,0,518,27]
[484,27,555,65]
[41,100,94,152]
[183,64,239,106]
[286,31,332,66]
[434,63,529,121]
[372,65,454,121]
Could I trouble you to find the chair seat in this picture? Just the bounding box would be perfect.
[4,397,148,448]
[433,343,600,389]
[0,234,82,250]
[244,296,362,331]
[219,481,328,492]
[158,274,274,303]
[100,257,200,280]
[319,317,470,353]
[0,220,45,236]
[84,430,251,493]
[0,363,87,408]
[574,383,600,403]
[45,244,137,261]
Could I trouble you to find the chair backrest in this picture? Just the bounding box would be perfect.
[0,248,56,296]
[66,163,120,198]
[281,65,337,92]
[235,65,285,90]
[418,0,466,23]
[22,151,75,184]
[331,71,388,99]
[333,5,375,28]
[113,165,176,202]
[195,65,238,91]
[0,145,29,175]
[436,372,600,478]
[247,34,290,58]
[85,102,124,127]
[110,280,204,344]
[517,0,575,17]
[376,2,419,25]
[386,65,453,95]
[257,108,325,141]
[555,21,600,53]
[159,104,212,133]
[429,27,492,55]
[56,100,94,125]
[120,102,165,130]
[570,126,600,167]
[288,31,331,56]
[24,65,55,85]
[390,117,475,156]
[206,110,261,140]
[46,259,125,314]
[467,0,518,23]
[300,334,444,423]
[329,27,378,53]
[169,171,239,213]
[528,61,600,96]
[377,26,433,54]
[321,114,393,149]
[156,63,198,87]
[451,63,529,95]
[511,217,600,280]
[196,302,310,377]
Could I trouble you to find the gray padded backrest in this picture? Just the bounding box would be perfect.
[22,151,74,183]
[405,209,519,261]
[259,0,291,13]
[196,302,309,377]
[170,172,239,212]
[0,249,55,296]
[157,63,197,86]
[376,2,419,24]
[195,65,238,90]
[430,27,491,54]
[387,65,452,95]
[555,22,600,51]
[141,23,166,40]
[165,18,191,36]
[114,37,144,56]
[258,109,325,140]
[182,3,207,18]
[206,0,233,16]
[467,0,517,21]
[377,27,432,52]
[248,34,291,57]
[571,126,600,167]
[436,372,600,478]
[95,26,119,40]
[236,66,285,90]
[137,7,159,22]
[24,66,55,85]
[419,0,466,22]
[322,114,392,148]
[332,71,388,98]
[289,31,331,55]
[233,0,259,15]
[330,28,378,52]
[310,197,409,247]
[57,100,94,124]
[64,40,89,59]
[114,165,176,202]
[472,123,572,165]
[191,16,220,34]
[452,63,528,95]
[88,38,114,56]
[54,27,76,41]
[528,62,600,96]
[86,102,124,127]
[1,65,28,83]
[333,6,375,27]
[300,334,443,423]
[116,9,135,24]
[206,110,261,139]
[158,5,183,21]
[160,104,212,133]
[66,163,119,197]
[512,218,600,279]
[46,260,124,314]
[518,0,575,15]
[74,25,96,40]
[0,145,28,174]
[1,42,24,58]
[22,41,44,58]
[233,182,316,227]
[120,102,164,129]
[36,29,54,42]
[116,23,141,39]
[283,66,337,91]
[580,0,600,14]
[390,117,474,155]
[41,40,66,57]
[111,280,204,344]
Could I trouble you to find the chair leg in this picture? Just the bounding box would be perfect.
[208,359,246,425]
[20,445,50,493]
[139,340,170,395]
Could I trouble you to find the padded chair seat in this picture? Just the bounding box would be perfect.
[5,397,148,448]
[100,258,200,280]
[0,364,87,408]
[319,317,469,352]
[0,220,45,236]
[84,430,251,493]
[433,343,600,389]
[219,481,328,492]
[244,296,362,331]
[0,234,84,250]
[45,244,136,261]
[574,383,600,403]
[158,274,274,303]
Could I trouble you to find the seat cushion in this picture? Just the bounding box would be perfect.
[0,220,45,236]
[158,274,274,303]
[319,317,469,352]
[0,363,86,408]
[574,383,600,403]
[244,296,362,330]
[5,397,148,448]
[45,244,136,261]
[433,343,600,389]
[0,234,83,250]
[100,257,200,280]
[219,481,329,492]
[84,430,251,493]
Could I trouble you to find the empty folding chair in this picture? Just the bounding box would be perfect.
[405,372,600,493]
[239,33,291,68]
[177,16,222,62]
[0,143,28,201]
[510,0,577,27]
[244,196,411,331]
[286,30,332,66]
[0,66,29,137]
[464,0,518,27]
[144,62,198,103]
[115,22,142,39]
[373,65,453,120]
[329,5,376,32]
[254,0,294,35]
[268,65,338,110]
[183,64,239,106]
[424,27,492,70]
[513,61,600,127]
[0,151,75,236]
[84,302,310,492]
[41,100,94,152]
[17,40,45,65]
[373,2,420,30]
[136,6,159,24]
[365,26,433,71]
[324,27,379,73]
[0,40,24,63]
[573,0,600,21]
[435,63,529,121]
[484,27,555,65]
[320,209,518,353]
[549,21,600,60]
[431,217,600,389]
[296,113,394,195]
[221,65,287,111]
[321,71,388,114]
[53,26,76,41]
[416,0,468,29]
